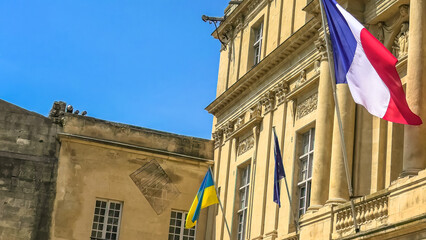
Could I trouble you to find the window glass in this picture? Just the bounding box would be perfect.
[169,211,196,240]
[298,128,315,217]
[91,199,123,240]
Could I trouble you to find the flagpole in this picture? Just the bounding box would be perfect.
[283,175,299,233]
[272,127,299,233]
[208,166,232,238]
[318,0,359,233]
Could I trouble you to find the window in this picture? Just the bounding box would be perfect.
[237,165,251,240]
[91,199,123,240]
[298,128,315,217]
[253,23,263,65]
[169,210,196,240]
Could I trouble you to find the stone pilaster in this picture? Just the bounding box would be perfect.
[249,96,275,239]
[402,0,426,177]
[326,85,356,204]
[308,36,335,210]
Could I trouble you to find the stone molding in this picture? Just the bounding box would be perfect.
[213,102,264,145]
[365,0,407,24]
[281,232,299,240]
[263,230,278,240]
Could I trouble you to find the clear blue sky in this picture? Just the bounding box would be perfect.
[0,0,229,139]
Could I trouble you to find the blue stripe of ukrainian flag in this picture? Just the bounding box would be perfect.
[185,169,219,228]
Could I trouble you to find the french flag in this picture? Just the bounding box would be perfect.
[322,0,422,125]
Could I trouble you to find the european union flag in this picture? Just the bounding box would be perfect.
[273,128,286,207]
[185,169,219,228]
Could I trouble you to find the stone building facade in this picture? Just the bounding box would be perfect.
[0,100,214,240]
[206,0,426,239]
[50,111,214,240]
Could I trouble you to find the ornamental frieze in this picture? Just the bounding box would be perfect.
[237,134,255,156]
[296,92,318,120]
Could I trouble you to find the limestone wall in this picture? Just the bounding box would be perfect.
[0,100,60,240]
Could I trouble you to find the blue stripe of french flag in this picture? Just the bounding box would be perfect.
[322,0,422,125]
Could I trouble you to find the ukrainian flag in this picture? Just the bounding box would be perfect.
[185,169,219,228]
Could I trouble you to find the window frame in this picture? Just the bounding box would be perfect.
[168,210,196,240]
[90,199,123,240]
[236,164,251,240]
[297,128,315,217]
[253,23,263,66]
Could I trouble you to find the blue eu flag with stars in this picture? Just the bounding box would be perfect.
[273,128,286,207]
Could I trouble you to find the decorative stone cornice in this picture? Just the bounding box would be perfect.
[261,90,276,114]
[365,0,408,24]
[206,19,321,116]
[216,102,263,141]
[303,0,320,19]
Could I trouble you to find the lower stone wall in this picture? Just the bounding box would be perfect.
[0,152,57,240]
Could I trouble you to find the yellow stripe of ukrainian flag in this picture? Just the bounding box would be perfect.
[185,170,218,228]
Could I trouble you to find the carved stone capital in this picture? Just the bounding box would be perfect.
[212,129,224,149]
[261,90,276,114]
[224,122,235,139]
[315,36,328,60]
[274,81,289,105]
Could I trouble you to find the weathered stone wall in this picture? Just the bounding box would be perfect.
[62,114,214,160]
[0,100,60,240]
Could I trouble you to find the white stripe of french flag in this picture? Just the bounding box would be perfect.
[322,0,422,125]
